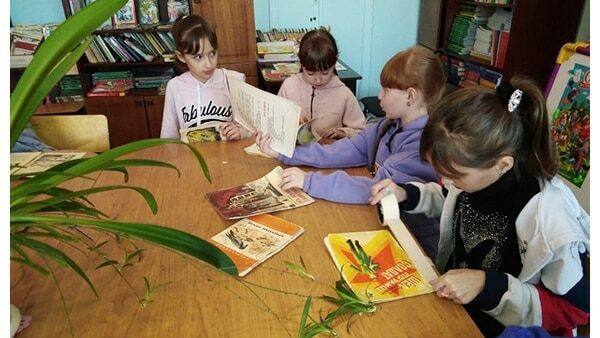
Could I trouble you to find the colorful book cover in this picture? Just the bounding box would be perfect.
[324,230,433,303]
[206,167,314,219]
[209,214,304,277]
[179,122,226,143]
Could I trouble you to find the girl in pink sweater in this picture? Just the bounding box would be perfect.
[160,15,249,140]
[278,29,366,139]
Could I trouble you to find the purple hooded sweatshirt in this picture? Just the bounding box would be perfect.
[279,116,437,204]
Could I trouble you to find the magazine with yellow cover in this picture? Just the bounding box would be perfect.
[324,230,433,303]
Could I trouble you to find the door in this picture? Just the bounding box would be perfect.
[268,0,319,28]
[190,0,258,83]
[84,96,150,147]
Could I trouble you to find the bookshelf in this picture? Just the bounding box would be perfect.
[62,0,257,147]
[438,0,585,88]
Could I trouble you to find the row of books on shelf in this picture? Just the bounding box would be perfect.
[85,31,175,64]
[86,69,173,96]
[448,5,511,69]
[446,57,502,90]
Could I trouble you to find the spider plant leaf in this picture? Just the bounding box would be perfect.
[11,234,98,296]
[11,215,238,275]
[103,159,180,176]
[96,260,119,269]
[10,257,49,275]
[10,0,129,148]
[298,296,312,337]
[13,185,158,215]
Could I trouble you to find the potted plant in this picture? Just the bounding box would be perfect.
[10,0,237,324]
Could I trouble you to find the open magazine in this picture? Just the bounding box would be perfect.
[324,193,438,303]
[226,74,301,157]
[180,122,226,143]
[209,214,304,277]
[206,166,314,219]
[10,151,86,175]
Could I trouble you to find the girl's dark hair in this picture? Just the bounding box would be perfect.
[380,45,446,108]
[420,75,556,180]
[171,15,218,71]
[297,29,338,72]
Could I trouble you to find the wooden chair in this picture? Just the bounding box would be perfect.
[29,114,110,152]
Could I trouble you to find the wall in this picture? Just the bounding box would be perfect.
[254,0,420,99]
[10,0,65,25]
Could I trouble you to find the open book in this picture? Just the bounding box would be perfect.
[324,193,438,303]
[209,214,304,277]
[10,151,86,175]
[180,122,226,143]
[206,166,314,219]
[226,74,301,157]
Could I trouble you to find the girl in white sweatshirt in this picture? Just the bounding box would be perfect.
[160,15,249,140]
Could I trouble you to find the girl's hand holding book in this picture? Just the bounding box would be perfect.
[280,167,306,191]
[369,178,407,205]
[254,132,280,158]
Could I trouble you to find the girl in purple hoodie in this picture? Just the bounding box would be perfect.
[256,45,446,257]
[278,29,366,139]
[160,15,249,140]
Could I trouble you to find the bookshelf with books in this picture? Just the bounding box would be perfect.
[438,0,585,89]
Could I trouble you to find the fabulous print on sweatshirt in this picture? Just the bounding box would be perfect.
[160,69,245,139]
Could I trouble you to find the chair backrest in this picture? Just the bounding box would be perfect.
[29,114,110,152]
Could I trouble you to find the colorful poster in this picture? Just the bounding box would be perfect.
[549,60,590,187]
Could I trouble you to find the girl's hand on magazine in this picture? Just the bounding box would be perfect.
[254,132,280,158]
[220,122,242,140]
[281,167,306,191]
[321,128,345,139]
[369,178,407,205]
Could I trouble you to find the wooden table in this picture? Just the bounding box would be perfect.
[10,140,482,337]
[258,59,363,96]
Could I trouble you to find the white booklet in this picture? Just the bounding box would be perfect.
[10,151,86,175]
[226,74,300,157]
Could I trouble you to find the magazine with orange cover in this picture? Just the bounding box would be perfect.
[324,229,434,303]
[209,214,304,277]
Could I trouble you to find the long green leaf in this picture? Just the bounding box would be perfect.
[11,234,98,296]
[11,215,238,276]
[10,0,128,147]
[12,185,157,215]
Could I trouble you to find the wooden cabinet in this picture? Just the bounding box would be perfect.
[190,0,258,86]
[84,96,152,147]
[439,0,585,88]
[144,95,165,138]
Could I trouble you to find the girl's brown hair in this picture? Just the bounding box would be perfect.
[420,75,556,180]
[297,29,338,72]
[380,45,446,108]
[171,15,218,71]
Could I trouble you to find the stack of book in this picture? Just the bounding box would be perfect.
[85,31,176,64]
[460,61,502,89]
[257,41,298,63]
[87,70,134,97]
[55,75,84,102]
[448,5,494,56]
[10,24,45,68]
[134,68,174,89]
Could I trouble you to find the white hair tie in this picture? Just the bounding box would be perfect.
[508,89,523,112]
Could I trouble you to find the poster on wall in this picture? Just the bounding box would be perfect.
[545,43,590,188]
